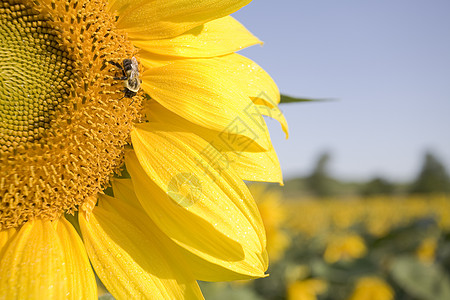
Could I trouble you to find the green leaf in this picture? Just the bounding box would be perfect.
[280,94,331,104]
[199,282,263,300]
[310,257,377,284]
[390,255,450,300]
[98,294,115,300]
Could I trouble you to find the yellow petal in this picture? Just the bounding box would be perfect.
[0,227,16,256]
[126,123,268,278]
[144,99,266,153]
[56,218,98,299]
[131,123,266,250]
[222,54,280,106]
[132,16,261,58]
[143,101,282,183]
[224,146,283,184]
[255,104,289,138]
[110,0,251,40]
[0,219,97,300]
[138,50,282,112]
[111,177,267,281]
[79,197,204,299]
[258,248,269,271]
[141,58,271,150]
[139,50,185,69]
[111,178,142,209]
[107,0,135,13]
[139,54,280,112]
[125,151,266,280]
[214,54,288,137]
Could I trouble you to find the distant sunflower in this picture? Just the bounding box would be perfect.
[323,233,367,264]
[348,277,394,300]
[287,279,327,300]
[0,0,287,299]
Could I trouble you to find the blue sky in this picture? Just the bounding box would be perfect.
[233,0,450,182]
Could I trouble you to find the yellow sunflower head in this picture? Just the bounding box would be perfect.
[287,278,327,300]
[348,277,394,300]
[0,0,143,230]
[416,236,438,263]
[0,0,288,298]
[323,233,367,264]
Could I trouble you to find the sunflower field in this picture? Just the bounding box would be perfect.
[200,188,450,300]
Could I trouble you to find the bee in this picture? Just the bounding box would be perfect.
[109,57,141,102]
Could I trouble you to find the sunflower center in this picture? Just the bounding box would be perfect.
[0,1,76,152]
[0,0,142,230]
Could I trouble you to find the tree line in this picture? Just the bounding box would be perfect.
[293,151,450,197]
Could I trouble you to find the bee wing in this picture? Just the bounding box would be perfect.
[131,57,139,70]
[128,71,137,81]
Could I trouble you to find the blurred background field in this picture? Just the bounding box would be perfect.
[199,152,450,300]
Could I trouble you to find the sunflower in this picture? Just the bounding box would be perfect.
[287,279,327,300]
[348,277,394,300]
[0,0,287,299]
[323,233,367,264]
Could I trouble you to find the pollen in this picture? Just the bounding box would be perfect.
[0,0,143,229]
